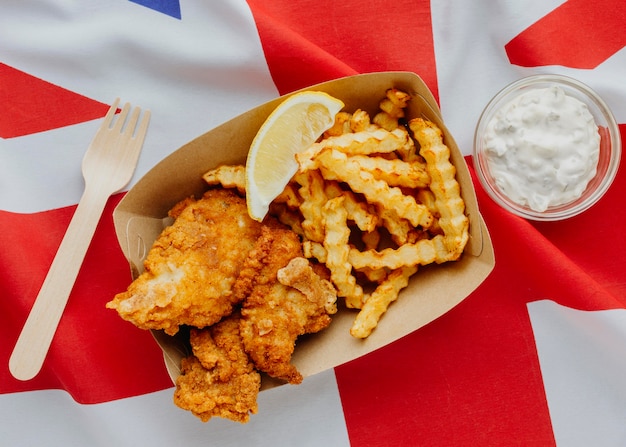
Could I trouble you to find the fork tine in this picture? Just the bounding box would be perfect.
[102,98,120,128]
[126,106,142,136]
[113,102,132,132]
[120,108,150,169]
[134,109,151,140]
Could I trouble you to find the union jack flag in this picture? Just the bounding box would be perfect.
[1,1,625,445]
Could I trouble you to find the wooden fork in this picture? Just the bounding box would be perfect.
[9,99,151,381]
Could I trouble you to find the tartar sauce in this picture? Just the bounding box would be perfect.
[483,85,600,212]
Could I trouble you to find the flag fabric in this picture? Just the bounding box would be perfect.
[1,1,625,445]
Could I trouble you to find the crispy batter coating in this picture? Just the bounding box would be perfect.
[106,188,263,335]
[277,257,338,319]
[236,226,337,384]
[173,315,261,423]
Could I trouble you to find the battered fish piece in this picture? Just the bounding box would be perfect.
[173,315,261,423]
[106,188,263,335]
[236,227,338,384]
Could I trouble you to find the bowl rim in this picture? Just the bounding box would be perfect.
[473,73,622,221]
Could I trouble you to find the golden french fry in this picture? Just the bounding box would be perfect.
[379,98,405,119]
[415,189,442,235]
[348,234,451,270]
[415,188,437,216]
[385,88,411,109]
[372,111,399,131]
[296,127,413,171]
[356,266,387,283]
[350,265,417,338]
[344,154,430,189]
[349,109,371,133]
[322,196,364,309]
[393,132,420,163]
[409,118,469,258]
[294,170,327,243]
[202,164,246,194]
[371,88,411,131]
[324,111,353,137]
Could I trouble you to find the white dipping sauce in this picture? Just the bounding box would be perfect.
[483,86,600,212]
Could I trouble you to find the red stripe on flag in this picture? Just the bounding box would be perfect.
[246,0,439,99]
[0,194,172,403]
[505,0,626,68]
[0,63,112,138]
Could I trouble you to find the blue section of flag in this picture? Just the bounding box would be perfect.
[129,0,181,19]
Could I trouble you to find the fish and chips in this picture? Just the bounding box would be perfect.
[108,86,469,423]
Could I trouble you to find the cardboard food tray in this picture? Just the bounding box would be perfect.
[113,71,495,389]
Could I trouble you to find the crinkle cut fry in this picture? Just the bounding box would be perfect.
[296,127,413,171]
[372,88,411,131]
[315,149,434,229]
[348,234,452,270]
[350,265,417,339]
[202,164,246,194]
[385,88,411,108]
[323,196,364,309]
[409,118,469,258]
[294,170,327,243]
[349,109,371,132]
[324,111,352,137]
[415,189,442,235]
[343,154,430,189]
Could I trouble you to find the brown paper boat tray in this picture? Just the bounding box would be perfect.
[112,72,495,388]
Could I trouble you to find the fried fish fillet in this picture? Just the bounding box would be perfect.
[173,314,261,423]
[236,226,338,384]
[106,188,263,335]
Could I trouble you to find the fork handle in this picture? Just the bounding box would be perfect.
[9,183,111,381]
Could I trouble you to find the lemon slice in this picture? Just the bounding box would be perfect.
[245,91,344,221]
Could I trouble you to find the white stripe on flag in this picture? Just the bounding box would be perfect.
[528,300,626,446]
[1,369,350,447]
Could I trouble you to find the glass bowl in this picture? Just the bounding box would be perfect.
[473,74,621,221]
